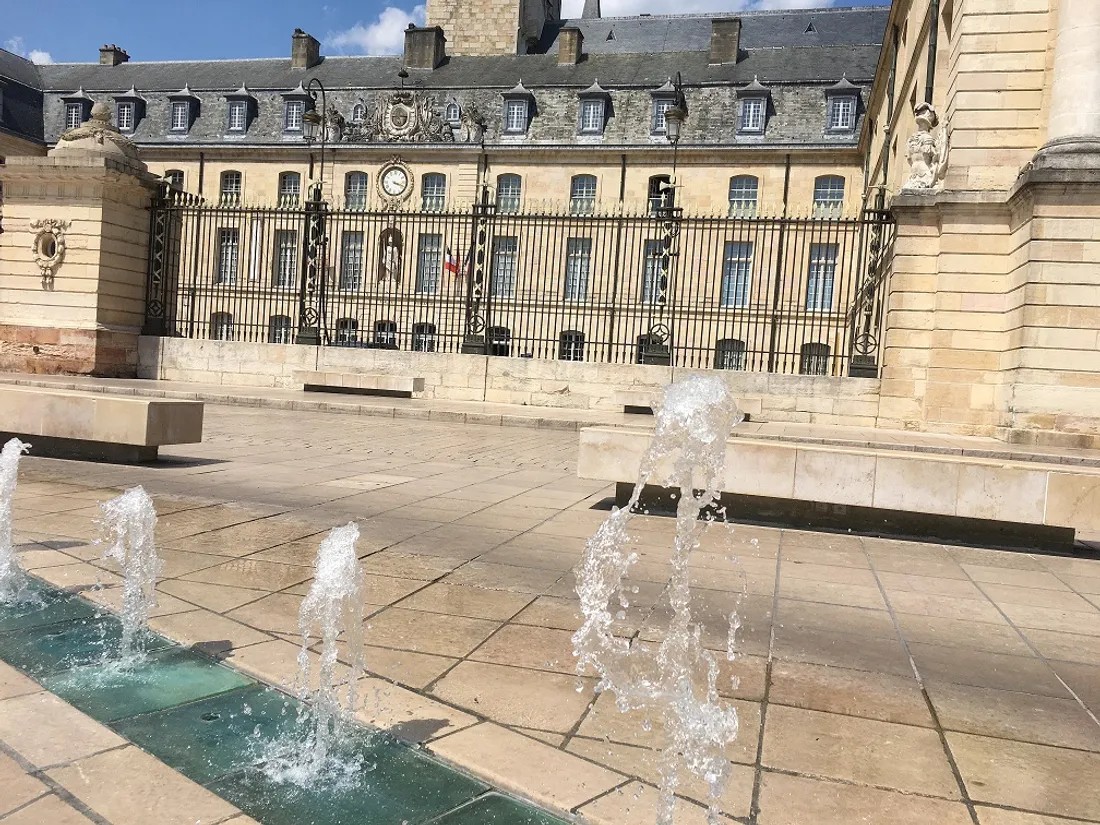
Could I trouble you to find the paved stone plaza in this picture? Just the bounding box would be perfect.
[4,404,1100,824]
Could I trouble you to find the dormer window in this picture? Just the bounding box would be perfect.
[282,83,311,134]
[113,86,145,134]
[502,82,534,135]
[225,85,255,134]
[736,76,771,135]
[825,77,861,133]
[578,80,610,136]
[352,103,366,123]
[445,100,461,125]
[228,101,247,131]
[61,88,94,132]
[167,85,199,134]
[649,77,678,135]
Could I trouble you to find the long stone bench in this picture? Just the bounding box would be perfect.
[0,386,203,462]
[578,425,1100,546]
[294,371,425,398]
[611,389,762,420]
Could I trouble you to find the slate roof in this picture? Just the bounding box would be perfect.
[0,49,42,88]
[0,49,45,143]
[13,5,890,149]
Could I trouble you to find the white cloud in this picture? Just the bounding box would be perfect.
[4,35,53,64]
[326,5,427,55]
[561,0,837,16]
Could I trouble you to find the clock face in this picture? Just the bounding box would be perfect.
[381,166,409,197]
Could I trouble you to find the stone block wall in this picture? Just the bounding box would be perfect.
[138,337,882,426]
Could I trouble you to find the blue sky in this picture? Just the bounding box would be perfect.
[3,0,886,64]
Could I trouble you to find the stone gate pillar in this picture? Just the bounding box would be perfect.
[0,103,160,377]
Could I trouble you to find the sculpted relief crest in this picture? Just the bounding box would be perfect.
[339,91,484,145]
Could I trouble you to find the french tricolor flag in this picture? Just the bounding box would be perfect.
[444,247,461,277]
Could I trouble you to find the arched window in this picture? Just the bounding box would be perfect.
[812,175,845,217]
[487,326,511,357]
[559,330,585,362]
[345,172,369,210]
[209,312,234,341]
[335,318,359,346]
[278,171,301,208]
[647,175,671,213]
[799,342,831,376]
[445,100,461,124]
[373,320,398,348]
[268,315,293,344]
[497,174,522,213]
[569,174,597,214]
[351,102,366,123]
[413,322,437,352]
[219,170,242,205]
[421,173,447,211]
[714,339,746,370]
[728,176,759,218]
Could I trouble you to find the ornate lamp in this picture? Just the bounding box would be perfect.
[664,105,685,146]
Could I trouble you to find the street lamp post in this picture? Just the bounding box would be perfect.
[642,74,687,367]
[296,77,330,345]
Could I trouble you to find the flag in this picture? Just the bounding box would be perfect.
[444,247,460,276]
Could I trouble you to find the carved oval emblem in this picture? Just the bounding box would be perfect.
[29,218,70,286]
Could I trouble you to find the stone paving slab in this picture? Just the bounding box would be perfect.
[4,403,1100,824]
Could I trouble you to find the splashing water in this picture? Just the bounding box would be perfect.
[574,375,744,825]
[262,522,367,788]
[97,487,162,662]
[0,438,31,603]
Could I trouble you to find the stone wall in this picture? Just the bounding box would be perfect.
[138,337,883,425]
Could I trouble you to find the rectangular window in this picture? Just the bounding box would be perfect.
[216,229,239,285]
[720,242,753,307]
[65,102,83,130]
[740,97,764,132]
[652,98,673,133]
[497,175,522,213]
[504,99,528,133]
[813,177,846,217]
[228,100,247,131]
[570,176,597,215]
[829,97,855,130]
[171,101,189,131]
[560,331,585,362]
[273,230,298,288]
[116,102,135,131]
[220,172,242,205]
[415,233,443,294]
[421,174,447,211]
[641,239,663,304]
[337,319,360,345]
[715,339,746,371]
[345,173,369,210]
[412,324,436,352]
[806,243,838,311]
[268,315,293,344]
[284,100,304,131]
[165,170,185,190]
[728,177,759,218]
[564,237,592,301]
[278,173,300,208]
[339,231,364,290]
[579,99,604,133]
[210,313,234,341]
[490,236,518,298]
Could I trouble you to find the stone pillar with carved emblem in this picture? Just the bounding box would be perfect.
[0,102,161,376]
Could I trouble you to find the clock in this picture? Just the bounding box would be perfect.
[381,166,409,197]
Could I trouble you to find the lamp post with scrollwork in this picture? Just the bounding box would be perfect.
[296,77,330,345]
[641,73,687,366]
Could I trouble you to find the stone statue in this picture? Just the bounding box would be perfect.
[453,104,486,144]
[378,231,402,283]
[902,102,950,191]
[52,101,143,164]
[325,106,345,142]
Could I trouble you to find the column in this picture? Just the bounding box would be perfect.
[1044,0,1100,150]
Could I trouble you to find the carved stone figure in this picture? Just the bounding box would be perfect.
[377,229,403,283]
[52,101,143,163]
[453,104,486,144]
[325,106,345,142]
[902,102,950,191]
[336,91,482,145]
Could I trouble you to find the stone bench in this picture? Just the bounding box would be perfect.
[578,425,1100,546]
[294,371,425,399]
[612,389,762,421]
[0,386,203,463]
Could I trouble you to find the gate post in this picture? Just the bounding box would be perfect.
[460,188,494,354]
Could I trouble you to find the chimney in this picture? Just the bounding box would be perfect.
[99,44,130,66]
[709,18,741,65]
[582,0,601,19]
[291,28,321,70]
[403,25,447,70]
[558,27,584,65]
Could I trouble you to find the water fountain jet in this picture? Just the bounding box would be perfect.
[98,486,162,662]
[0,438,31,603]
[574,375,743,825]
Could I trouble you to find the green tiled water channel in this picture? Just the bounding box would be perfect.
[0,576,569,825]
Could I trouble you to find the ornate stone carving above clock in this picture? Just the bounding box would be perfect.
[339,91,485,145]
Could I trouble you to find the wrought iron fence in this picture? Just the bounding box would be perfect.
[144,186,894,377]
